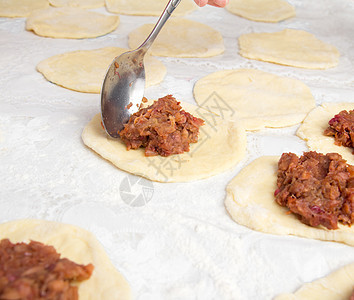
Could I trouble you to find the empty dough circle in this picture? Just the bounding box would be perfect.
[128,18,225,58]
[37,47,166,93]
[82,101,246,182]
[225,156,354,246]
[0,0,49,18]
[275,263,354,300]
[49,0,104,9]
[105,0,197,16]
[239,29,340,69]
[0,219,132,300]
[26,7,119,39]
[297,102,354,165]
[226,0,295,23]
[193,69,315,131]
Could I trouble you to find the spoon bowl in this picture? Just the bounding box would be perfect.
[101,0,181,137]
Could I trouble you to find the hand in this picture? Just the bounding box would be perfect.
[194,0,229,7]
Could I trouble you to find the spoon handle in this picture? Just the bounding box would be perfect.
[138,0,182,52]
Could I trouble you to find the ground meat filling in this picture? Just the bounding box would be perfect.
[275,151,354,230]
[0,239,93,300]
[119,95,205,157]
[324,109,354,152]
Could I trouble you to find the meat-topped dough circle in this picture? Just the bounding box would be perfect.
[193,69,315,130]
[297,102,354,165]
[128,18,224,58]
[26,7,119,39]
[239,29,339,69]
[0,219,132,300]
[105,0,197,16]
[0,0,49,18]
[225,156,354,246]
[82,101,246,182]
[49,0,104,9]
[226,0,295,23]
[37,47,166,93]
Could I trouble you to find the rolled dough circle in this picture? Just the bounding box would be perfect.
[49,0,104,9]
[238,29,340,69]
[275,263,354,300]
[225,156,354,246]
[193,69,316,130]
[105,0,197,16]
[37,47,166,93]
[128,18,225,58]
[0,219,132,300]
[297,102,354,165]
[0,0,49,18]
[26,7,119,39]
[226,0,295,23]
[82,101,246,182]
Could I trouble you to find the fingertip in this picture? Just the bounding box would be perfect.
[195,0,208,7]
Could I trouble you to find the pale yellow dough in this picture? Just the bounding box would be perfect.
[297,103,354,165]
[225,156,354,246]
[49,0,104,9]
[128,18,224,58]
[105,0,197,16]
[0,219,132,300]
[0,0,49,17]
[239,29,339,69]
[37,47,166,93]
[193,69,315,131]
[26,7,119,39]
[82,101,246,183]
[226,0,295,23]
[275,263,354,300]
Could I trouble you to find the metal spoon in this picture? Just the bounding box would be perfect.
[101,0,182,138]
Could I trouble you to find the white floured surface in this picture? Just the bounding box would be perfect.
[1,1,354,299]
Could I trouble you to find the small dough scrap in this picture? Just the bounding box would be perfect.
[297,103,354,165]
[275,263,354,300]
[0,219,132,300]
[82,101,246,182]
[26,7,119,39]
[128,18,224,58]
[105,0,197,16]
[225,156,354,246]
[0,0,49,18]
[37,47,166,93]
[193,69,315,131]
[226,0,295,23]
[239,29,339,69]
[49,0,104,9]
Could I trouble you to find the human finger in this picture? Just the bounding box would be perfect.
[194,0,209,7]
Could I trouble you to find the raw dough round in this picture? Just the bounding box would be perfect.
[275,263,354,300]
[26,7,119,39]
[0,0,49,18]
[0,219,132,300]
[297,102,354,165]
[193,69,315,131]
[82,101,246,182]
[49,0,104,9]
[239,29,340,69]
[226,0,295,23]
[105,0,197,16]
[128,18,224,58]
[225,156,354,246]
[37,47,166,93]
